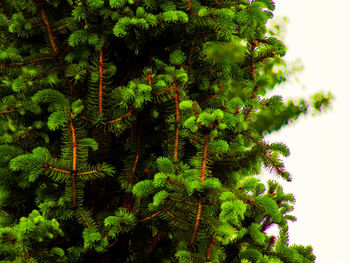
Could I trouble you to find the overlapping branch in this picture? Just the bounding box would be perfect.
[191,134,209,244]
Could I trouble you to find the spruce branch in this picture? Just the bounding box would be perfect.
[52,24,68,32]
[30,23,45,29]
[38,5,78,97]
[0,108,18,114]
[207,236,216,261]
[168,197,196,205]
[162,208,192,226]
[79,115,93,122]
[145,71,152,86]
[9,130,39,144]
[167,178,185,189]
[244,40,259,122]
[241,131,289,180]
[140,211,161,222]
[76,167,105,176]
[0,56,56,67]
[214,0,226,8]
[191,134,209,245]
[39,7,59,55]
[174,80,180,161]
[75,209,91,228]
[46,165,71,174]
[127,127,141,185]
[104,108,134,124]
[99,46,106,117]
[107,237,119,248]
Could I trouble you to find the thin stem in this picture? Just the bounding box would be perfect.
[244,41,258,122]
[99,47,105,117]
[105,109,133,124]
[201,134,209,184]
[75,209,91,228]
[140,211,161,222]
[46,165,71,174]
[190,197,202,244]
[191,134,209,244]
[207,237,216,260]
[127,128,141,184]
[39,8,58,55]
[0,56,56,67]
[162,208,192,226]
[77,167,104,175]
[174,81,180,161]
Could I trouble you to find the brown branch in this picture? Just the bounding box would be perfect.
[168,179,185,189]
[214,0,226,8]
[69,118,77,171]
[46,165,71,174]
[77,167,104,175]
[0,56,56,67]
[79,115,93,122]
[191,134,209,244]
[145,71,152,86]
[261,217,272,232]
[38,6,78,97]
[190,197,202,245]
[75,209,91,228]
[127,128,141,184]
[105,109,133,124]
[52,24,68,32]
[107,237,119,248]
[241,131,285,177]
[0,108,18,114]
[201,134,209,184]
[31,23,44,29]
[162,208,192,226]
[244,41,258,122]
[168,197,196,205]
[9,130,38,144]
[174,81,180,161]
[69,116,77,207]
[140,211,161,222]
[207,237,216,260]
[39,8,58,55]
[99,47,105,117]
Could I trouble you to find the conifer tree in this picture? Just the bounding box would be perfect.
[0,0,331,262]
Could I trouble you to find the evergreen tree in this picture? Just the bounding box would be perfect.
[0,0,331,262]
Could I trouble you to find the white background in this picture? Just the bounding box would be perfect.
[256,0,350,262]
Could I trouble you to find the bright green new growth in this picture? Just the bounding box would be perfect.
[0,0,331,262]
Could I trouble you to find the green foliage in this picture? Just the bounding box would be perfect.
[0,210,65,261]
[156,157,175,174]
[0,0,326,262]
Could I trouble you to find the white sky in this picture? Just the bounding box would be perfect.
[255,1,350,262]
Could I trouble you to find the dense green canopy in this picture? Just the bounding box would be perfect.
[0,0,330,262]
